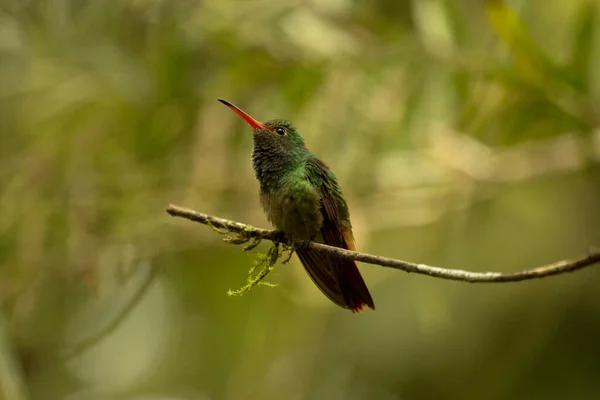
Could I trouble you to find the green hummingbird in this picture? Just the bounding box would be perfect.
[219,99,375,313]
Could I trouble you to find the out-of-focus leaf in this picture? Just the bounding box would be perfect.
[569,0,597,92]
[485,0,562,86]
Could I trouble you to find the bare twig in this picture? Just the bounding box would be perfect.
[166,204,600,283]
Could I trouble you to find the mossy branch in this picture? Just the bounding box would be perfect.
[166,204,600,283]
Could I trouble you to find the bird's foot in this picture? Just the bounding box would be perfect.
[299,235,317,250]
[272,230,287,244]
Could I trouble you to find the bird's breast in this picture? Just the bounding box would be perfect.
[260,187,323,241]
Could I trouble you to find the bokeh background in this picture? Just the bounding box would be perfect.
[1,0,600,399]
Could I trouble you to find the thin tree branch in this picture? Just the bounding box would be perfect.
[166,204,600,283]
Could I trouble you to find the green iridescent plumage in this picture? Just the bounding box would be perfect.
[219,100,374,313]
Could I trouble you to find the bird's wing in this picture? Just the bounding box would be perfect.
[296,158,374,312]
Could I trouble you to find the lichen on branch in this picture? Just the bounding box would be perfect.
[167,204,600,284]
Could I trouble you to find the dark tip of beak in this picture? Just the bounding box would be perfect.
[218,99,265,130]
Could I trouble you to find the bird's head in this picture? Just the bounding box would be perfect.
[218,99,307,158]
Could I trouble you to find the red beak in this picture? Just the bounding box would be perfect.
[218,99,265,129]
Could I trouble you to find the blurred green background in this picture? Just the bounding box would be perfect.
[1,0,600,399]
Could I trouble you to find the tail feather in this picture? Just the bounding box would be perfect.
[340,257,375,313]
[296,247,374,312]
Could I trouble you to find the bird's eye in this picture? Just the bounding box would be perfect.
[275,127,286,136]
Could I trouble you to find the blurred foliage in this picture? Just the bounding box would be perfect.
[0,0,599,399]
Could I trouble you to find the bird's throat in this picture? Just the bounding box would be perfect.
[252,143,306,193]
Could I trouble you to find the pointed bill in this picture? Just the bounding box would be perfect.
[218,99,265,129]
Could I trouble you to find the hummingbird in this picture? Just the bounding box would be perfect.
[219,99,375,313]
